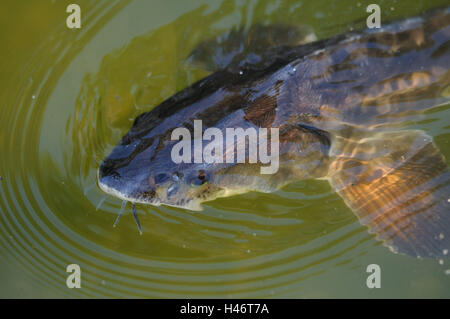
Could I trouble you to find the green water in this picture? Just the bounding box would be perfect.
[0,0,449,298]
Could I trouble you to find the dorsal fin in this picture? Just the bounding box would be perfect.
[186,24,316,73]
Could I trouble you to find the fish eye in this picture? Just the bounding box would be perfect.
[198,170,206,182]
[154,173,170,184]
[189,170,208,186]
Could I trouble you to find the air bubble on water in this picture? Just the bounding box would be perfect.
[390,7,395,11]
[287,66,297,76]
[252,232,256,237]
[239,70,243,75]
[439,259,444,265]
[32,95,36,100]
[445,269,450,275]
[439,233,445,240]
[247,249,251,253]
[444,249,449,255]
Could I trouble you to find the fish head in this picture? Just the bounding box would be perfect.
[98,127,231,210]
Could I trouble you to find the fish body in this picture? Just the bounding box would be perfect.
[99,8,450,257]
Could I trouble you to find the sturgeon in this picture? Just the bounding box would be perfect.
[98,8,450,258]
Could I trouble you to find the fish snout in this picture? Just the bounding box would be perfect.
[98,165,158,203]
[98,159,119,180]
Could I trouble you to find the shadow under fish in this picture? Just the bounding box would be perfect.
[97,8,450,258]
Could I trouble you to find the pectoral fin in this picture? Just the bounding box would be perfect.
[186,24,316,72]
[328,130,450,258]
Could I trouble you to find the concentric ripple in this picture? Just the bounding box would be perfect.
[1,0,449,298]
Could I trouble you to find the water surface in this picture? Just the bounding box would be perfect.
[0,0,449,298]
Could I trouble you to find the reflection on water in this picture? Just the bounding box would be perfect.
[0,0,449,298]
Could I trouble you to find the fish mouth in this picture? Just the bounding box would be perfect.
[96,168,205,235]
[97,169,204,211]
